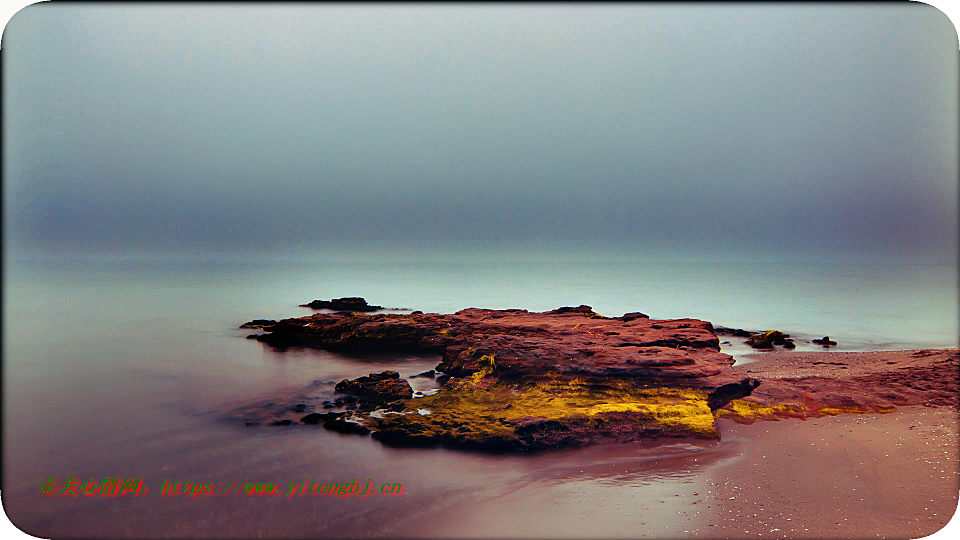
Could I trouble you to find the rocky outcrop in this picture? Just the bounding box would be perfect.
[237,305,959,452]
[244,305,754,451]
[299,297,383,312]
[240,305,960,452]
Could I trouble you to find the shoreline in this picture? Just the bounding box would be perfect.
[698,405,959,539]
[696,348,959,538]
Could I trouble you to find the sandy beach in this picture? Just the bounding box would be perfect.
[699,406,958,539]
[696,349,959,539]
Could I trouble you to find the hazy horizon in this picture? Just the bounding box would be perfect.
[4,4,958,264]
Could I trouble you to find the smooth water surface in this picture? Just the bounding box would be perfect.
[3,258,956,537]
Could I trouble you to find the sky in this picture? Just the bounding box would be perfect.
[3,4,958,263]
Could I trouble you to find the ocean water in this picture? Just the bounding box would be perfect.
[2,257,957,538]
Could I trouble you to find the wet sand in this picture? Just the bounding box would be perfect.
[692,348,959,539]
[699,406,958,539]
[413,407,957,539]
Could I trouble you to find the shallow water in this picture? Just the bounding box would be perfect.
[3,257,956,537]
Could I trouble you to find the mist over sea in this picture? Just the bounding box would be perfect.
[8,254,956,351]
[3,4,958,536]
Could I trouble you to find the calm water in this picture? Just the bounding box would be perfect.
[3,258,957,538]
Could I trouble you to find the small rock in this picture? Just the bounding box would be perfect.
[714,326,753,338]
[299,297,383,312]
[550,305,594,314]
[301,412,344,424]
[707,379,761,411]
[746,330,788,349]
[323,418,371,435]
[239,319,277,328]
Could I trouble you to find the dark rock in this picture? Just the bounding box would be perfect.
[332,396,359,407]
[715,326,753,338]
[410,370,436,379]
[372,429,441,448]
[269,419,294,426]
[812,336,838,346]
[291,403,307,413]
[707,378,761,411]
[435,374,452,386]
[783,340,796,349]
[246,334,261,339]
[746,330,790,349]
[621,312,650,322]
[321,400,334,409]
[255,332,302,348]
[301,412,344,424]
[323,418,371,435]
[299,297,383,312]
[335,372,412,401]
[549,305,594,314]
[240,319,277,328]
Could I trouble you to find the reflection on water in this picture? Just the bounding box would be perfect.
[3,258,953,538]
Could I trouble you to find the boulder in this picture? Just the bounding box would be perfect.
[301,412,344,425]
[323,418,371,435]
[239,319,277,328]
[746,330,790,349]
[812,336,838,346]
[299,297,383,312]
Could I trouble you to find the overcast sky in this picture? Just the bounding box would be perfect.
[3,4,957,262]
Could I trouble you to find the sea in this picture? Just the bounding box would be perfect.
[3,257,957,538]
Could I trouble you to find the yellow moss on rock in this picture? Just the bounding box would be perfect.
[717,399,801,420]
[817,406,871,416]
[718,400,898,421]
[370,376,720,446]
